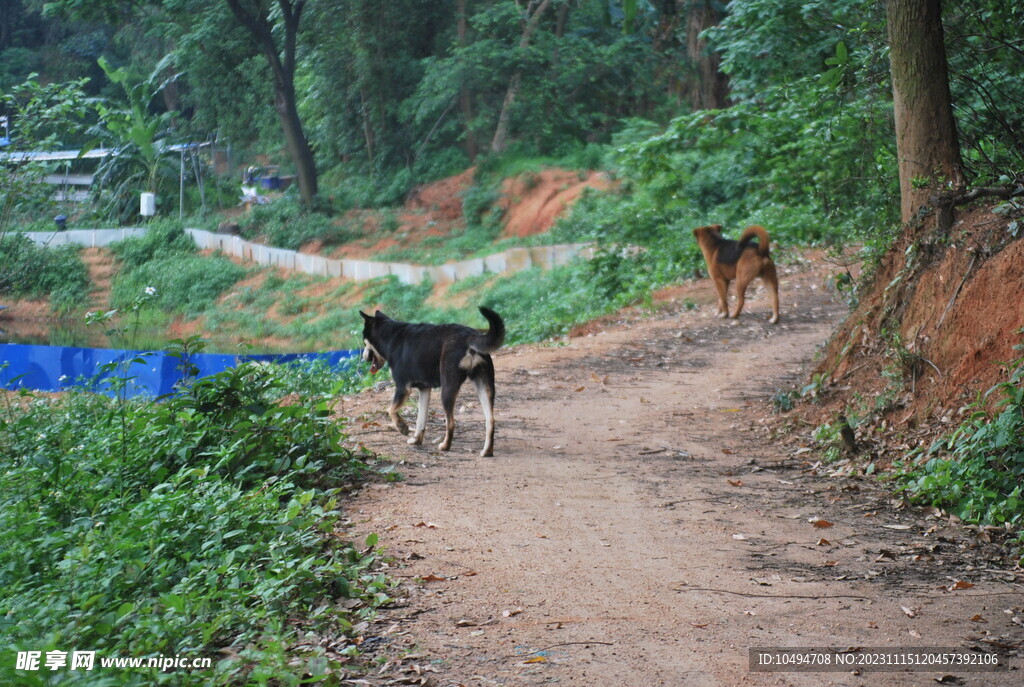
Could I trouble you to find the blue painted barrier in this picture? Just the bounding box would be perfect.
[1,343,360,397]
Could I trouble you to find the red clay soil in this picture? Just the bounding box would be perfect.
[814,204,1024,430]
[499,169,614,238]
[307,167,613,259]
[406,167,477,222]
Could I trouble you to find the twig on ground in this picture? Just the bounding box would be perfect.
[506,641,616,658]
[672,586,872,600]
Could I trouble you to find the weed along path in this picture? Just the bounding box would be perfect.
[338,257,1023,686]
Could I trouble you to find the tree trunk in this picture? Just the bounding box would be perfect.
[684,0,729,111]
[886,0,964,223]
[490,0,552,154]
[457,0,478,160]
[275,75,318,203]
[224,0,318,205]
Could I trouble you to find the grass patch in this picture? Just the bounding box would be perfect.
[108,225,249,319]
[0,234,90,313]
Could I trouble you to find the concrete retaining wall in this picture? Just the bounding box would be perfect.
[22,227,608,285]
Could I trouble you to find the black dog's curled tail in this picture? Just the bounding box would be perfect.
[471,306,506,353]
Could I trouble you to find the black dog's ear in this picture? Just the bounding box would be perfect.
[374,310,388,320]
[359,310,373,322]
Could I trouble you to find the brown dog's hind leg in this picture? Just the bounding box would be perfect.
[713,275,730,318]
[731,269,752,319]
[763,262,780,324]
[388,387,410,435]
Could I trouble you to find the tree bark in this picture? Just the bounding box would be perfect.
[886,0,964,223]
[684,0,729,111]
[457,0,478,160]
[223,0,318,204]
[490,0,552,154]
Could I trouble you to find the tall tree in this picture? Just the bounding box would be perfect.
[885,0,964,223]
[457,0,479,160]
[223,0,318,204]
[684,0,729,110]
[490,0,552,154]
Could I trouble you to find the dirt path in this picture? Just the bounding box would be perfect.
[338,258,1023,686]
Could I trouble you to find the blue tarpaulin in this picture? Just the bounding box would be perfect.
[1,343,360,397]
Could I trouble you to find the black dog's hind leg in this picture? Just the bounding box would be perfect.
[388,386,410,435]
[437,381,459,452]
[473,365,496,457]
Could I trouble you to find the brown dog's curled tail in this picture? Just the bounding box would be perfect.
[738,225,770,257]
[470,306,506,353]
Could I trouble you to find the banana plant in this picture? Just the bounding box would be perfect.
[92,56,176,221]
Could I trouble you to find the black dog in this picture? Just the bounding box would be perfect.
[360,307,505,457]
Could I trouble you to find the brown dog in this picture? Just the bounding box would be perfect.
[692,224,779,324]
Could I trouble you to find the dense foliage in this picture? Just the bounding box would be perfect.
[894,344,1024,542]
[0,358,389,684]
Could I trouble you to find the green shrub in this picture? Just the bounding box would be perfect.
[0,361,389,684]
[239,196,349,250]
[0,234,90,313]
[893,343,1024,542]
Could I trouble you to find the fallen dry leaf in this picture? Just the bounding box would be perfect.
[901,606,917,618]
[413,521,438,529]
[816,538,831,546]
[502,607,524,618]
[909,629,922,638]
[812,519,835,528]
[727,479,743,487]
[970,614,987,623]
[524,656,547,664]
[950,580,975,591]
[823,560,839,567]
[882,524,913,530]
[420,574,447,583]
[574,386,585,392]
